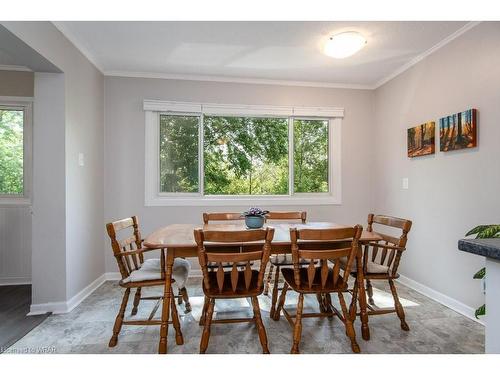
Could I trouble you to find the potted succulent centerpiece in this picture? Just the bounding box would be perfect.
[242,207,269,229]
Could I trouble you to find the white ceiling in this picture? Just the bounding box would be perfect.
[54,21,471,88]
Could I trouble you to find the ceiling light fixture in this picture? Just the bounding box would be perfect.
[323,31,367,59]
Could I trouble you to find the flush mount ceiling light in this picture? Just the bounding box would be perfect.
[323,31,367,59]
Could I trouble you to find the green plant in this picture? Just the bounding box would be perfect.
[466,225,500,239]
[466,224,500,318]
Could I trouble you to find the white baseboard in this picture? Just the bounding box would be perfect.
[29,270,479,325]
[397,274,484,325]
[0,277,31,286]
[28,274,107,316]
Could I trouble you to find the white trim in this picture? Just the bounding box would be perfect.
[203,103,293,117]
[143,100,202,113]
[397,274,484,325]
[0,65,32,72]
[143,100,344,118]
[374,21,481,88]
[28,274,107,315]
[107,70,373,90]
[144,104,343,206]
[0,277,31,286]
[0,96,34,103]
[51,22,105,74]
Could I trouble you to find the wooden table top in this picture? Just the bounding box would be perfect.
[144,222,381,249]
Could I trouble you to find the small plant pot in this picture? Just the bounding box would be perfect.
[245,215,265,229]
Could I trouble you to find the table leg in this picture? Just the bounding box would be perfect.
[356,244,370,340]
[158,250,174,354]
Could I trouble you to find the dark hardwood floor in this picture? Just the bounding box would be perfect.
[0,285,50,353]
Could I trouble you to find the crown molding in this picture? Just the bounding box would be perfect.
[374,21,481,89]
[0,64,32,72]
[51,21,104,74]
[53,21,480,91]
[104,70,375,90]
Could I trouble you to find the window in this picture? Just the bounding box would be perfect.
[204,116,289,195]
[145,101,342,206]
[0,98,32,205]
[159,114,199,193]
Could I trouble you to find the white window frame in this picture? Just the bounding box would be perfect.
[0,96,33,206]
[144,100,342,206]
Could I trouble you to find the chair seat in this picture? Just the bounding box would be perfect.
[122,258,190,288]
[203,270,262,298]
[270,254,315,266]
[281,267,346,293]
[338,257,390,274]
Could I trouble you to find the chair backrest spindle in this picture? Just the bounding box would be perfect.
[106,216,144,280]
[194,228,274,293]
[290,225,362,290]
[367,214,412,276]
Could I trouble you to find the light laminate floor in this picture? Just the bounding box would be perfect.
[5,279,484,354]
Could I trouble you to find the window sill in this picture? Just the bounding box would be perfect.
[145,195,341,207]
[0,197,31,207]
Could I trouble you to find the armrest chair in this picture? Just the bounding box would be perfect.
[342,214,412,331]
[106,216,191,348]
[273,225,363,353]
[194,227,274,354]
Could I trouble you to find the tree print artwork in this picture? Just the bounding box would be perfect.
[407,122,435,158]
[439,109,477,152]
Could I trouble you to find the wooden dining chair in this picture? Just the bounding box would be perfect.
[273,225,363,353]
[263,211,307,319]
[349,214,413,331]
[202,212,243,224]
[105,216,191,348]
[202,211,248,272]
[194,227,275,354]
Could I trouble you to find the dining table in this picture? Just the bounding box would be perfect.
[144,221,382,354]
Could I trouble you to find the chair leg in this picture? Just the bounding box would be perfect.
[269,265,280,318]
[291,293,304,354]
[170,288,184,345]
[389,279,409,331]
[180,287,192,313]
[200,298,215,354]
[251,296,270,354]
[366,279,375,305]
[315,293,326,312]
[273,282,289,321]
[109,288,130,347]
[131,287,141,316]
[199,296,209,326]
[338,292,360,353]
[177,289,183,305]
[349,281,359,322]
[264,264,274,296]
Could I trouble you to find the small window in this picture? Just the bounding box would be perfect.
[159,114,200,193]
[293,119,329,193]
[0,101,31,204]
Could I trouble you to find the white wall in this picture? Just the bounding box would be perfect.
[2,22,105,305]
[373,22,500,310]
[0,70,34,285]
[104,77,375,272]
[32,73,67,304]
